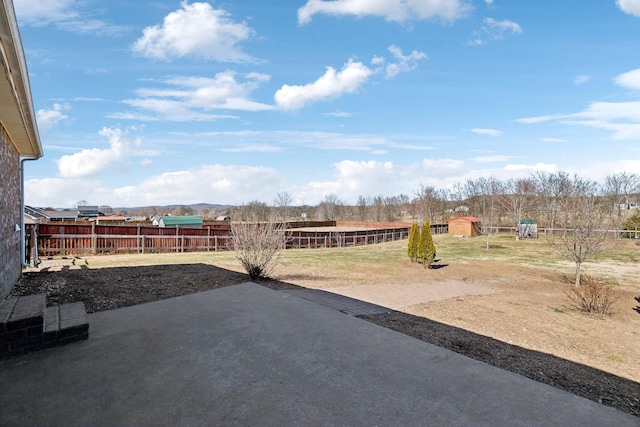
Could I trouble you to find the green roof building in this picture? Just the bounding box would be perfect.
[158,215,203,228]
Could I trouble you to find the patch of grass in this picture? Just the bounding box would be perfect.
[553,308,566,314]
[608,354,623,362]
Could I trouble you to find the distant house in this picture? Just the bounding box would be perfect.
[158,215,203,228]
[215,215,230,221]
[45,209,78,222]
[96,216,129,225]
[77,205,100,219]
[24,206,47,223]
[0,2,43,297]
[447,216,481,237]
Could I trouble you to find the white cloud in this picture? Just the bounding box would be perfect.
[519,100,640,140]
[504,163,558,173]
[275,60,373,111]
[516,115,562,124]
[36,103,70,131]
[25,164,284,207]
[55,127,146,178]
[574,75,591,85]
[180,129,415,153]
[468,17,522,46]
[219,144,283,153]
[382,45,427,78]
[14,0,77,25]
[616,0,640,16]
[115,71,273,121]
[541,137,567,143]
[132,1,256,62]
[13,0,124,35]
[471,128,503,137]
[484,0,494,4]
[295,159,412,204]
[24,177,108,208]
[324,111,354,117]
[112,164,284,206]
[614,68,640,91]
[27,154,640,208]
[297,0,472,25]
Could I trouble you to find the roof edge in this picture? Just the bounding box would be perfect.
[0,0,42,158]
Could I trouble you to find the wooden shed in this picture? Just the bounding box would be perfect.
[447,216,481,237]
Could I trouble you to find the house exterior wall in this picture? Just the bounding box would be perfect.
[0,124,22,298]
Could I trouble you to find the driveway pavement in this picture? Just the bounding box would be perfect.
[1,282,637,426]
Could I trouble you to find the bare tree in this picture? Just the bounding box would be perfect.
[372,196,384,221]
[233,200,272,222]
[603,172,640,229]
[273,191,294,221]
[383,196,400,222]
[413,184,439,223]
[498,177,536,239]
[230,209,288,280]
[548,176,612,286]
[318,194,343,221]
[532,171,571,230]
[356,195,369,221]
[464,177,502,249]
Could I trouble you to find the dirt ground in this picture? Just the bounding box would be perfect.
[10,255,640,418]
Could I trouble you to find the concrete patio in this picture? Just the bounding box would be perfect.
[1,282,637,426]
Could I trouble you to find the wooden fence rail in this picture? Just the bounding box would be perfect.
[35,222,449,257]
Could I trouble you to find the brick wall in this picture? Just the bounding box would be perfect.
[0,124,21,299]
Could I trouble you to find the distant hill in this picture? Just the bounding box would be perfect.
[115,203,235,211]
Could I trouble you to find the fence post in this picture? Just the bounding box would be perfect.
[91,222,97,255]
[61,225,66,256]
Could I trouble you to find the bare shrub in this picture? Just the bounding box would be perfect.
[230,208,288,280]
[563,274,619,315]
[230,201,288,280]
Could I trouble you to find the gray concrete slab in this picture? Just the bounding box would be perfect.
[0,282,637,427]
[281,288,390,316]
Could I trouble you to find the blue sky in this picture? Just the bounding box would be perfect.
[15,0,640,208]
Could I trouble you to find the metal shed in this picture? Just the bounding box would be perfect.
[518,219,538,238]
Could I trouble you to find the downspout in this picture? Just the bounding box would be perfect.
[20,156,40,267]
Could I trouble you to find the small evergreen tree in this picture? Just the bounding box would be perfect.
[407,222,419,262]
[418,219,436,269]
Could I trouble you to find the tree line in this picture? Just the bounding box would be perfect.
[231,171,640,227]
[112,171,640,232]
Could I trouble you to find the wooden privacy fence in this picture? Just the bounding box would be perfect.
[35,221,448,257]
